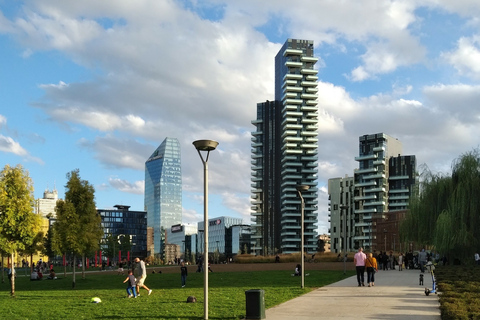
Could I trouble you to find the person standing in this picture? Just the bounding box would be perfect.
[365,253,378,287]
[180,261,188,287]
[398,252,404,271]
[354,247,367,287]
[418,249,427,273]
[475,252,480,266]
[134,257,152,296]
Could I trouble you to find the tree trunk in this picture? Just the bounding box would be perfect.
[82,253,85,279]
[30,254,34,273]
[72,254,76,289]
[10,252,15,296]
[1,255,4,284]
[63,254,66,278]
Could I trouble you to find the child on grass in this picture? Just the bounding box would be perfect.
[123,270,137,298]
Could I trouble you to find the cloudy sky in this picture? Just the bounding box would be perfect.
[1,0,480,234]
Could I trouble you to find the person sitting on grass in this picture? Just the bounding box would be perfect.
[30,269,40,281]
[47,269,57,280]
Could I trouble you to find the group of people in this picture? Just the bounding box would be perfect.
[122,257,153,298]
[354,248,378,287]
[123,257,191,298]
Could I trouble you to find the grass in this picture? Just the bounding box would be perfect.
[0,269,355,319]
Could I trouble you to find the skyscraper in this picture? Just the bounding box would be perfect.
[145,137,182,256]
[251,39,319,255]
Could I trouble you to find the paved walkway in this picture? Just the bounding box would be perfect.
[265,268,441,320]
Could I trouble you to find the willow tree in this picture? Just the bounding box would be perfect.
[52,169,102,288]
[401,149,480,263]
[0,164,41,296]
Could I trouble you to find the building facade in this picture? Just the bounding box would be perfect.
[251,38,319,255]
[36,188,59,218]
[353,133,416,250]
[328,175,354,253]
[388,155,417,211]
[145,137,182,256]
[97,205,147,259]
[197,216,244,259]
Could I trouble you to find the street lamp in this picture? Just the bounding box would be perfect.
[193,139,218,320]
[340,205,348,275]
[296,184,310,289]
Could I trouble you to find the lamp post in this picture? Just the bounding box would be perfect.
[193,139,218,320]
[296,184,310,289]
[340,205,348,275]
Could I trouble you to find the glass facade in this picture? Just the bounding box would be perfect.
[145,137,182,255]
[98,205,147,259]
[197,216,244,257]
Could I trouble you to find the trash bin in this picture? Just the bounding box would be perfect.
[245,289,265,319]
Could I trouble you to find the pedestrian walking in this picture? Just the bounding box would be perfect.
[354,247,367,286]
[365,253,378,287]
[180,261,188,287]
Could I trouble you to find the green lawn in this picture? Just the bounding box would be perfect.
[0,269,354,319]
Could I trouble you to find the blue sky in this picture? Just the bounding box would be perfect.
[1,0,480,234]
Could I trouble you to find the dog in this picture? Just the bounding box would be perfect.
[419,273,424,285]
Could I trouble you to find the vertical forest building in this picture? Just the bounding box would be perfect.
[251,39,319,255]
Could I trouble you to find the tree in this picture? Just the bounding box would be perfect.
[52,169,103,288]
[20,231,45,272]
[401,149,480,263]
[0,164,41,296]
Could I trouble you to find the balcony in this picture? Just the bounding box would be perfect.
[283,48,303,56]
[282,80,298,88]
[301,93,318,99]
[283,74,303,80]
[285,61,303,68]
[301,56,318,62]
[355,154,377,161]
[284,98,303,104]
[301,68,318,74]
[301,81,318,87]
[389,175,410,180]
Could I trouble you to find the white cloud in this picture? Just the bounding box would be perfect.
[0,135,28,156]
[109,177,144,195]
[442,36,480,80]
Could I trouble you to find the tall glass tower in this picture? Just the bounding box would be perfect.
[251,39,319,255]
[145,137,182,256]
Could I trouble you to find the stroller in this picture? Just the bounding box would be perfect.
[424,261,437,296]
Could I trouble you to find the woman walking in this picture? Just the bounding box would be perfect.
[366,253,378,287]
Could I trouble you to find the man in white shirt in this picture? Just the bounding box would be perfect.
[134,257,152,296]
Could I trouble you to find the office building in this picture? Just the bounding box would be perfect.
[97,205,147,259]
[165,223,198,255]
[197,216,244,260]
[251,38,319,255]
[145,137,182,256]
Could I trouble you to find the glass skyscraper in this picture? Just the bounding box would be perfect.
[251,39,319,255]
[145,137,182,256]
